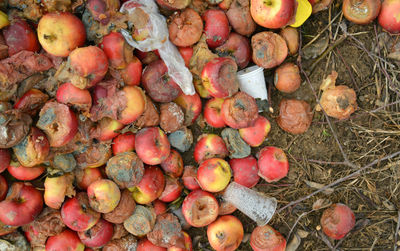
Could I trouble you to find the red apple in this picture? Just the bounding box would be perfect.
[12,126,50,167]
[120,56,142,86]
[135,127,171,165]
[158,176,183,203]
[0,182,43,226]
[161,149,184,178]
[44,174,75,209]
[7,163,45,181]
[137,237,167,251]
[67,46,109,89]
[182,165,200,190]
[37,100,78,147]
[201,57,239,98]
[100,31,130,69]
[168,231,193,251]
[250,0,295,29]
[229,156,260,188]
[216,32,251,69]
[56,82,92,112]
[142,59,181,103]
[250,225,287,251]
[202,9,230,48]
[75,167,103,190]
[46,229,85,251]
[14,89,49,116]
[78,219,114,248]
[197,158,232,192]
[118,86,146,125]
[174,93,202,126]
[169,8,203,48]
[251,31,288,69]
[221,91,258,129]
[204,98,226,128]
[343,0,381,25]
[194,134,229,164]
[61,192,101,231]
[87,179,121,213]
[153,199,168,215]
[207,215,244,251]
[3,17,39,56]
[0,174,7,201]
[130,165,165,204]
[182,190,219,227]
[178,47,194,67]
[274,63,301,93]
[320,203,355,240]
[378,0,400,34]
[37,12,86,57]
[0,149,10,173]
[239,115,271,147]
[257,146,289,182]
[112,132,135,155]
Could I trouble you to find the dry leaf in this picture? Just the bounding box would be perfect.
[286,233,301,251]
[304,180,334,195]
[302,32,329,59]
[312,198,332,210]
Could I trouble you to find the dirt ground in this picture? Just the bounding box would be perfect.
[185,1,400,250]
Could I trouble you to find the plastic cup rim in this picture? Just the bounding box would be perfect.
[237,65,264,79]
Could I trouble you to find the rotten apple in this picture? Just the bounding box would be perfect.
[130,165,165,204]
[87,179,121,213]
[257,146,289,183]
[3,17,39,56]
[221,91,258,129]
[320,203,355,240]
[216,32,251,69]
[277,99,313,134]
[207,215,244,251]
[194,134,229,164]
[169,8,203,47]
[251,31,288,69]
[135,127,171,165]
[239,115,271,147]
[161,149,184,178]
[202,9,230,48]
[182,189,219,227]
[229,156,260,188]
[250,225,287,251]
[78,219,114,248]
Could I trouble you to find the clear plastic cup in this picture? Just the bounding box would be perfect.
[236,65,268,101]
[223,182,277,226]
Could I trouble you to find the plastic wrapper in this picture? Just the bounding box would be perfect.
[120,0,194,95]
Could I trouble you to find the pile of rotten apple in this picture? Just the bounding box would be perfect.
[0,0,399,250]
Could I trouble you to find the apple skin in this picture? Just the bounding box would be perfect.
[153,199,168,215]
[0,149,10,173]
[229,156,260,188]
[204,98,226,128]
[197,158,232,193]
[168,231,193,251]
[0,174,7,201]
[137,237,167,251]
[194,134,229,164]
[112,132,135,155]
[120,56,142,86]
[202,9,230,48]
[118,86,146,125]
[160,149,184,178]
[90,117,124,141]
[274,62,301,93]
[78,219,114,248]
[239,115,271,147]
[178,47,193,67]
[44,173,74,210]
[321,203,355,240]
[257,146,289,182]
[99,31,129,69]
[250,0,295,29]
[7,163,45,181]
[0,182,43,226]
[215,32,251,69]
[130,165,166,204]
[135,127,171,165]
[45,229,85,251]
[3,17,39,56]
[37,12,86,57]
[61,192,101,232]
[207,215,244,251]
[174,93,202,126]
[221,91,259,129]
[182,189,219,228]
[14,89,49,116]
[182,165,200,190]
[56,82,92,112]
[251,31,288,69]
[250,225,287,251]
[378,0,400,34]
[87,179,121,213]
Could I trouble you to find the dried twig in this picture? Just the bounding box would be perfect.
[394,210,400,251]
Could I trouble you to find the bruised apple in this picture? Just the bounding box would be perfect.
[120,56,142,86]
[280,27,299,55]
[90,117,124,141]
[194,134,229,164]
[118,86,146,125]
[44,173,74,210]
[207,215,244,251]
[174,93,202,126]
[169,8,203,47]
[250,225,286,251]
[182,165,200,190]
[37,12,86,57]
[178,47,193,67]
[37,100,78,147]
[137,237,166,251]
[56,82,92,112]
[257,146,289,182]
[14,89,49,116]
[202,9,230,48]
[320,203,355,240]
[202,57,239,98]
[135,127,170,165]
[75,167,103,190]
[158,176,183,203]
[227,0,256,36]
[215,32,251,69]
[182,190,219,227]
[0,182,43,226]
[0,149,10,173]
[221,91,258,129]
[156,0,191,10]
[161,149,184,178]
[131,165,165,204]
[239,115,271,147]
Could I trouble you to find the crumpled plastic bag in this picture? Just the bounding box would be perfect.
[120,0,195,95]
